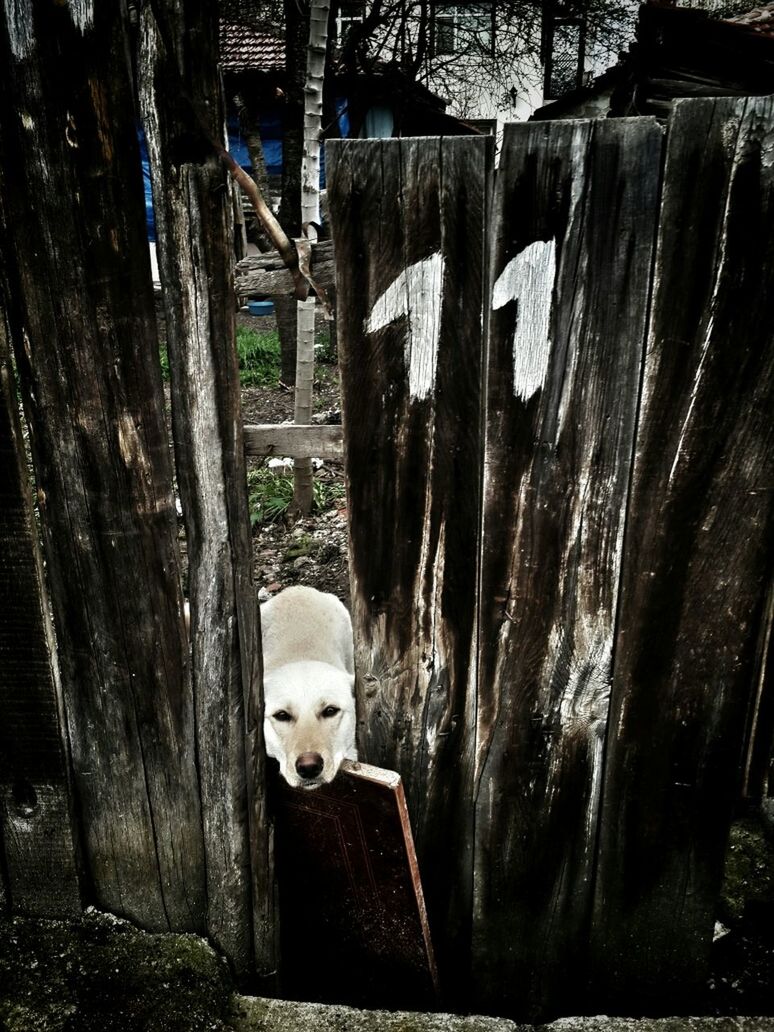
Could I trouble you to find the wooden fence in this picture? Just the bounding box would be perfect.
[0,0,273,989]
[327,96,773,1019]
[0,3,771,1018]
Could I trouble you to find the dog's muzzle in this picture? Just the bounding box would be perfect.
[295,752,324,784]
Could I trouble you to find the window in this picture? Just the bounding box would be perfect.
[542,1,588,99]
[432,4,493,57]
[545,19,583,98]
[336,1,366,46]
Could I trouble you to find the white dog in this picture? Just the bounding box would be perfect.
[261,585,357,789]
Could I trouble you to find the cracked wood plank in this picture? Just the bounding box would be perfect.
[327,136,492,1000]
[473,118,663,1019]
[0,315,80,917]
[0,3,205,930]
[590,95,774,1010]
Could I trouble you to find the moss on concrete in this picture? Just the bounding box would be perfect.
[230,994,528,1032]
[0,908,234,1031]
[229,998,774,1032]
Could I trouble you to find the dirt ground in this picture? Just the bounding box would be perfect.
[236,312,350,608]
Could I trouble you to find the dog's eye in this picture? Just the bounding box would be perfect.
[321,705,340,719]
[273,710,292,722]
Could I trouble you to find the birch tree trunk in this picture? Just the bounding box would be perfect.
[293,0,331,514]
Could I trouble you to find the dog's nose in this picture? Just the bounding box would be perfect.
[295,752,324,780]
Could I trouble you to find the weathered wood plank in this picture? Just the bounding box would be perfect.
[139,1,274,981]
[327,135,492,1000]
[0,314,80,917]
[473,118,663,1020]
[0,2,205,931]
[741,579,773,803]
[244,424,343,460]
[590,95,774,1010]
[235,241,334,298]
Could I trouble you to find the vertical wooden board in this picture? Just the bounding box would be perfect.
[139,4,273,980]
[0,5,205,930]
[590,96,774,1009]
[0,318,80,917]
[327,136,492,996]
[741,579,773,803]
[473,118,663,1019]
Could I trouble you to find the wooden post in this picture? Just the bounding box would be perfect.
[327,136,493,1000]
[293,296,317,511]
[590,95,774,1011]
[138,0,275,982]
[0,2,205,930]
[473,118,663,1019]
[0,313,80,917]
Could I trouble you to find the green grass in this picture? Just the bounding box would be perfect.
[247,467,344,527]
[159,343,170,381]
[159,327,282,387]
[159,323,338,388]
[314,326,337,365]
[235,326,282,386]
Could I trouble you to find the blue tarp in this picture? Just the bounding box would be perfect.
[226,110,284,176]
[140,99,353,239]
[138,128,156,242]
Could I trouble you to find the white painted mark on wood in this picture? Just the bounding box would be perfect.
[493,239,556,404]
[5,0,34,59]
[365,252,444,401]
[68,0,94,33]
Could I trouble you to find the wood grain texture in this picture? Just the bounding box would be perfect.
[327,136,492,998]
[139,1,274,981]
[742,579,773,802]
[0,2,205,931]
[473,118,663,1019]
[234,240,335,299]
[244,424,343,460]
[590,96,774,1010]
[0,317,80,918]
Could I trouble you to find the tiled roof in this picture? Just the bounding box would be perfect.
[220,21,285,71]
[725,4,774,37]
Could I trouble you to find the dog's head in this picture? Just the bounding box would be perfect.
[263,660,356,789]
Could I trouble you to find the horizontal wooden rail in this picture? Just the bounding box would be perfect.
[235,240,335,298]
[244,423,343,460]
